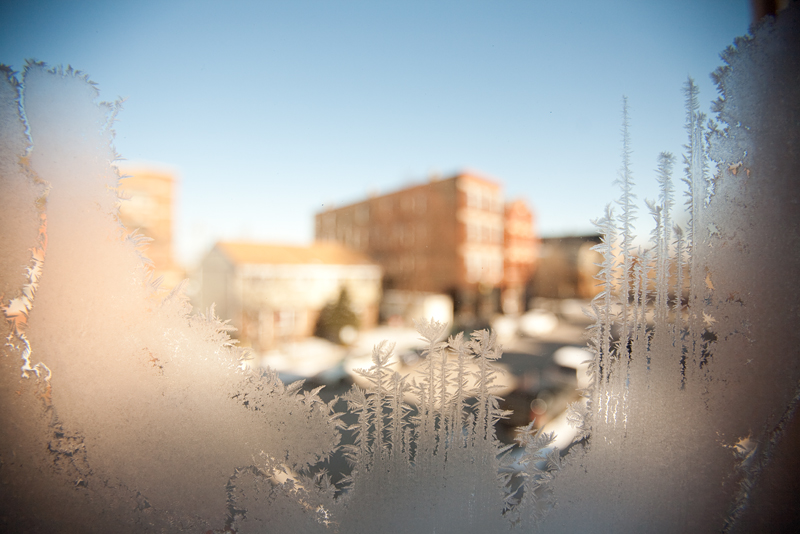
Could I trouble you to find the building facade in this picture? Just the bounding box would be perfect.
[315,172,538,320]
[197,241,382,351]
[117,164,184,288]
[529,235,603,300]
[503,199,541,314]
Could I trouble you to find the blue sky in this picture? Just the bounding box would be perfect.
[1,0,751,266]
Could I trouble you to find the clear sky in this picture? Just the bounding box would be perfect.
[1,0,752,267]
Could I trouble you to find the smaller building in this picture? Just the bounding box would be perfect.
[197,241,382,351]
[529,235,602,300]
[117,164,184,289]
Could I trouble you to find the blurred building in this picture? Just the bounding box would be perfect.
[117,164,184,289]
[315,172,539,321]
[503,199,541,314]
[197,241,382,351]
[529,235,602,300]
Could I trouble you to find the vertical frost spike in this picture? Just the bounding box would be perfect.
[682,78,699,259]
[654,152,675,333]
[412,318,449,460]
[588,204,618,426]
[448,332,471,443]
[388,371,410,463]
[673,224,687,384]
[513,423,558,527]
[468,329,506,445]
[352,340,398,465]
[681,77,709,375]
[630,247,652,370]
[615,97,637,365]
[342,386,372,473]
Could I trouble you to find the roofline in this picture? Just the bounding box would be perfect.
[212,240,378,266]
[316,170,502,214]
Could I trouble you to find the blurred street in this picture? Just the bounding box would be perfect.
[252,298,594,454]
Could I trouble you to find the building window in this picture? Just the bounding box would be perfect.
[467,222,478,243]
[393,224,404,244]
[466,187,479,209]
[466,253,481,283]
[415,194,426,214]
[355,204,369,224]
[416,224,427,245]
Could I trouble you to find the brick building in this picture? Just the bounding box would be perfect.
[503,199,541,314]
[315,172,538,320]
[529,235,603,300]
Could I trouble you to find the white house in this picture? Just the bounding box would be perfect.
[197,241,382,351]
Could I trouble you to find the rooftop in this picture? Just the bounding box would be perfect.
[318,170,502,213]
[216,241,376,266]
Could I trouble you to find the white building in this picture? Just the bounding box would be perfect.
[198,241,382,351]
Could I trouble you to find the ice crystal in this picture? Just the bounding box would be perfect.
[0,62,341,533]
[538,7,800,532]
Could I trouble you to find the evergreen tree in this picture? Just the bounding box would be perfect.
[314,287,359,344]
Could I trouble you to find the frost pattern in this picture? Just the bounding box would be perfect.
[538,8,800,533]
[1,6,799,532]
[229,320,560,533]
[0,63,554,532]
[0,62,340,533]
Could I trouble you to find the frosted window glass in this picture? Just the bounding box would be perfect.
[1,7,798,532]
